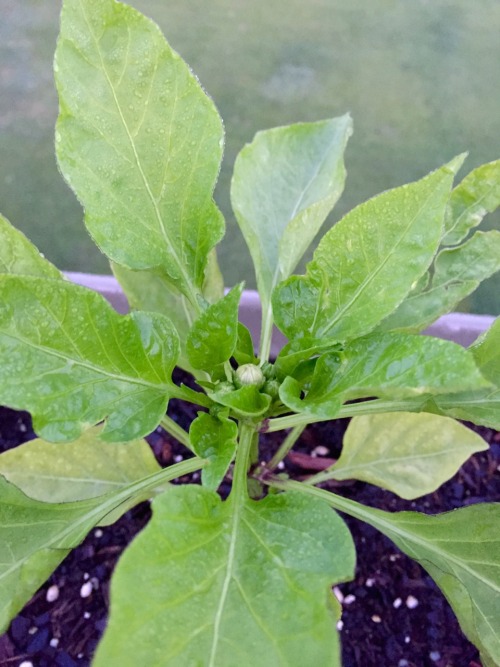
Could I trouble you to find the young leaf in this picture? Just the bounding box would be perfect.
[328,412,487,499]
[187,283,244,370]
[0,459,203,633]
[234,322,257,365]
[231,116,352,306]
[279,333,490,419]
[443,159,500,246]
[209,385,272,419]
[377,230,500,332]
[0,275,179,442]
[471,317,500,385]
[0,428,160,502]
[93,486,355,667]
[55,0,225,304]
[0,213,61,279]
[310,490,500,667]
[190,412,238,491]
[273,156,464,342]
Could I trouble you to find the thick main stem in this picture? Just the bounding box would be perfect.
[266,425,305,471]
[231,421,257,501]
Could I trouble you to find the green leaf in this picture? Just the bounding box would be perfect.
[273,156,464,342]
[55,0,225,303]
[209,385,272,419]
[472,317,500,385]
[231,116,352,308]
[378,230,500,332]
[443,159,500,246]
[274,337,341,380]
[0,213,61,279]
[234,322,257,365]
[0,427,160,502]
[279,333,490,419]
[93,486,355,667]
[190,413,238,491]
[187,284,244,370]
[0,275,179,442]
[310,489,500,667]
[112,262,197,372]
[0,458,203,633]
[329,413,487,499]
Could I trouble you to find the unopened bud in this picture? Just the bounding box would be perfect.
[234,364,265,388]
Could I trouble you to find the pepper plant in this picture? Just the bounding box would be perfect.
[1,1,500,665]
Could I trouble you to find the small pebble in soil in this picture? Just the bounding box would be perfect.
[371,615,382,623]
[393,597,403,609]
[406,595,419,609]
[365,577,375,587]
[398,660,409,667]
[174,454,183,462]
[404,635,411,644]
[333,587,344,603]
[312,445,329,456]
[336,620,344,631]
[83,612,91,619]
[46,584,60,603]
[343,594,356,605]
[94,528,103,538]
[80,582,93,598]
[50,638,60,647]
[277,461,285,470]
[20,662,34,667]
[429,650,441,662]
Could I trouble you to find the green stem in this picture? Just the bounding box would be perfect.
[265,397,425,432]
[160,415,192,450]
[168,383,212,408]
[266,425,305,471]
[259,297,274,363]
[231,421,257,501]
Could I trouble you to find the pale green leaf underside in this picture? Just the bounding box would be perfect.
[0,213,61,279]
[430,388,500,431]
[331,413,487,499]
[94,486,355,667]
[273,156,464,342]
[0,427,160,502]
[0,459,203,634]
[56,0,224,301]
[231,116,352,307]
[0,275,179,442]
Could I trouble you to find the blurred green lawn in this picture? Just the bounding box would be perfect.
[1,0,499,312]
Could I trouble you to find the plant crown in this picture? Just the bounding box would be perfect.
[1,1,500,665]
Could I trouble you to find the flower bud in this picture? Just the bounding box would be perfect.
[234,363,265,388]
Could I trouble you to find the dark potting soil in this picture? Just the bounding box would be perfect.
[1,369,499,667]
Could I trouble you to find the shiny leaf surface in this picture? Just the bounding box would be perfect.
[378,230,500,332]
[0,213,61,278]
[231,116,351,309]
[273,156,464,341]
[187,283,244,370]
[190,412,238,491]
[443,159,500,246]
[93,486,355,667]
[279,333,489,418]
[56,0,224,302]
[329,413,487,498]
[0,275,179,442]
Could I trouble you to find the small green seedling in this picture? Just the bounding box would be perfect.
[1,1,500,665]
